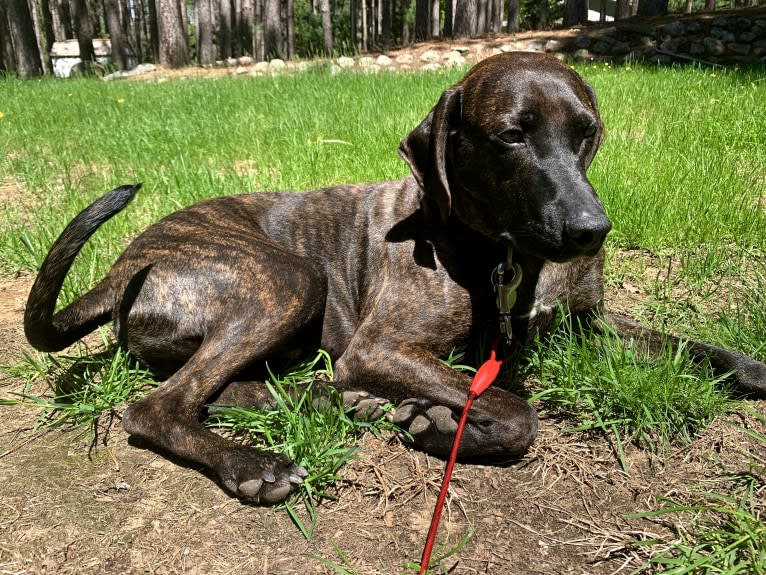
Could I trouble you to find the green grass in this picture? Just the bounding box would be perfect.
[1,62,765,564]
[205,349,397,540]
[1,328,156,431]
[526,311,735,472]
[628,410,766,575]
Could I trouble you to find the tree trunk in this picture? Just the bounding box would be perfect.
[263,0,281,58]
[704,0,715,10]
[0,1,17,73]
[218,0,232,59]
[615,0,630,19]
[431,0,439,37]
[241,0,254,56]
[444,0,453,36]
[104,0,128,69]
[381,0,391,49]
[684,0,693,12]
[476,0,486,34]
[350,0,357,50]
[196,0,215,64]
[414,0,428,40]
[157,0,189,67]
[637,0,667,16]
[6,0,44,77]
[286,0,295,58]
[147,0,159,61]
[453,0,476,37]
[71,0,96,70]
[133,0,145,62]
[491,0,502,32]
[564,0,587,26]
[539,0,548,28]
[506,0,519,32]
[361,0,367,50]
[320,0,332,54]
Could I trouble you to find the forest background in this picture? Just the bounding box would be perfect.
[2,0,765,79]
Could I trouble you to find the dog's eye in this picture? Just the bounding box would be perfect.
[497,129,525,145]
[584,124,598,138]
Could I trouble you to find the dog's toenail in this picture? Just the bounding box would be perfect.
[261,469,276,483]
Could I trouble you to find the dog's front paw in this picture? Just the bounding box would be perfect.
[220,447,307,504]
[391,398,459,454]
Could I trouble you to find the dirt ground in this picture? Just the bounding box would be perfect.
[1,49,765,573]
[3,269,765,575]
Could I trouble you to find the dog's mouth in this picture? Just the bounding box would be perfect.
[499,229,607,263]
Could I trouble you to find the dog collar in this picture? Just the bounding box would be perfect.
[492,247,523,346]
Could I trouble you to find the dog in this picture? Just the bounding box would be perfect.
[24,52,766,504]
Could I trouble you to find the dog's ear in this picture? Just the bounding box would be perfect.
[398,86,462,222]
[581,81,604,168]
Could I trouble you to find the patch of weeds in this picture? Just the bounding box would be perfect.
[1,329,156,432]
[629,414,766,574]
[714,271,766,364]
[528,310,736,471]
[312,531,473,574]
[206,349,399,540]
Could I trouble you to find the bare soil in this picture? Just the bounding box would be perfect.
[1,75,765,574]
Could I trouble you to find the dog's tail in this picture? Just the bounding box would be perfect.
[24,184,142,352]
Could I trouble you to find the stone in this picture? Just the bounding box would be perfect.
[253,61,270,74]
[573,49,593,62]
[499,44,516,52]
[545,39,565,52]
[451,45,470,53]
[358,56,375,67]
[703,37,726,56]
[419,49,440,63]
[574,35,592,49]
[445,52,466,67]
[739,32,757,43]
[727,43,751,56]
[525,39,546,51]
[395,54,414,64]
[237,56,253,66]
[269,58,286,71]
[663,21,685,37]
[376,54,393,67]
[591,39,614,54]
[612,40,631,55]
[337,56,355,68]
[421,62,441,71]
[686,20,702,34]
[689,42,705,56]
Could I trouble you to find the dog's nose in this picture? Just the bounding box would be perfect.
[566,212,612,253]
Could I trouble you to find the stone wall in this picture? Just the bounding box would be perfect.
[531,7,766,65]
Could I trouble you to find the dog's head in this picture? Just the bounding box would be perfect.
[399,52,611,262]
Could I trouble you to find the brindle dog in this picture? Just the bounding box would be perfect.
[25,52,766,504]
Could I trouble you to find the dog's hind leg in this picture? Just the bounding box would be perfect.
[121,309,319,503]
[118,248,326,503]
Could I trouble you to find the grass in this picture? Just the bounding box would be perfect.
[525,310,736,472]
[205,349,397,540]
[628,409,766,574]
[1,62,765,567]
[1,328,156,432]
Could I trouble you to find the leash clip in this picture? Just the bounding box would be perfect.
[492,249,523,345]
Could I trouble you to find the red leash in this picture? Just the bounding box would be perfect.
[418,339,508,574]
